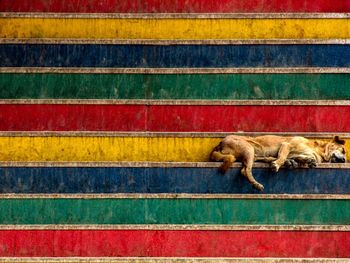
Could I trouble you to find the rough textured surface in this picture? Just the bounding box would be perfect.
[1,166,349,194]
[0,136,220,162]
[2,44,350,67]
[1,0,350,13]
[0,198,349,224]
[1,18,349,39]
[1,104,350,132]
[0,136,349,162]
[0,259,347,263]
[1,230,350,257]
[1,0,349,260]
[2,73,350,100]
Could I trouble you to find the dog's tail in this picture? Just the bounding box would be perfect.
[210,142,235,174]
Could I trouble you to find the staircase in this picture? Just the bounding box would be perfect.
[0,1,349,262]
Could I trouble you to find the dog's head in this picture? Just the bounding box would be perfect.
[324,136,346,163]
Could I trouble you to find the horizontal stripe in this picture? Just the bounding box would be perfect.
[1,104,350,132]
[0,136,349,162]
[3,100,350,105]
[0,198,349,224]
[2,45,350,67]
[1,132,350,138]
[3,13,350,18]
[0,258,348,263]
[2,68,350,74]
[2,39,350,45]
[1,166,350,194]
[0,18,349,39]
[1,72,350,100]
[2,225,349,231]
[1,162,350,168]
[0,230,349,257]
[1,0,350,13]
[1,194,348,200]
[0,104,146,131]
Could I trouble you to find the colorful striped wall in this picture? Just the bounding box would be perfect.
[0,1,349,262]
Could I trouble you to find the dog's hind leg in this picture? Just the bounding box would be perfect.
[242,150,264,191]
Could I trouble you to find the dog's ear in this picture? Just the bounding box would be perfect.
[333,136,346,145]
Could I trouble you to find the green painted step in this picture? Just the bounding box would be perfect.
[0,198,348,225]
[1,73,349,100]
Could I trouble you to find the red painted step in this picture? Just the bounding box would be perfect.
[1,0,349,13]
[1,230,349,257]
[1,104,350,132]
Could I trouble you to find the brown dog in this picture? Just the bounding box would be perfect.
[210,135,346,191]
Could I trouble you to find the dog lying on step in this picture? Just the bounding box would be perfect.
[210,135,346,191]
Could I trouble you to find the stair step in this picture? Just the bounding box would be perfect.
[1,163,349,194]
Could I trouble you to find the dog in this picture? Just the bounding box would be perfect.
[210,135,346,191]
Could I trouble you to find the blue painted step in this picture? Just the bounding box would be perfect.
[1,164,349,194]
[1,44,349,67]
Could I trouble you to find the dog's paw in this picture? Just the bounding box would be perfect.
[284,159,298,169]
[302,157,317,168]
[306,158,317,168]
[253,182,264,191]
[271,161,280,172]
[219,165,228,174]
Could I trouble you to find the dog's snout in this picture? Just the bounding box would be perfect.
[331,152,346,163]
[336,156,346,163]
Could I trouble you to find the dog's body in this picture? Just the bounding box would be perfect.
[210,135,346,191]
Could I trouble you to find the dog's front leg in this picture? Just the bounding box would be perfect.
[271,142,291,172]
[294,154,317,168]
